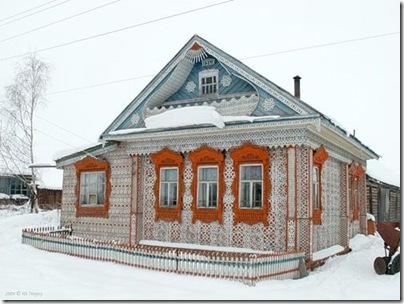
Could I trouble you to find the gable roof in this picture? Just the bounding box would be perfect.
[48,33,378,165]
[100,34,319,139]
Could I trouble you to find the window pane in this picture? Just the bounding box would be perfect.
[199,167,217,181]
[89,183,97,193]
[89,194,97,204]
[313,167,318,182]
[98,173,105,184]
[252,182,262,208]
[198,183,207,207]
[169,183,177,206]
[209,183,218,207]
[160,183,168,206]
[162,168,178,182]
[313,183,319,209]
[240,182,251,208]
[241,165,262,180]
[97,183,105,205]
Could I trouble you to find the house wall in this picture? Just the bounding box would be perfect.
[58,139,367,256]
[138,146,290,252]
[60,148,132,243]
[313,156,342,252]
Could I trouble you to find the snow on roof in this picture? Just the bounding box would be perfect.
[29,163,56,168]
[108,106,280,135]
[366,159,400,187]
[53,143,102,161]
[146,106,225,129]
[0,193,10,199]
[366,213,376,222]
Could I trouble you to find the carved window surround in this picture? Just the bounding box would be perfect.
[189,145,224,224]
[74,156,111,218]
[312,145,329,225]
[348,162,364,221]
[230,142,270,226]
[151,148,184,222]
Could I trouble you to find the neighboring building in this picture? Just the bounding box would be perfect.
[0,173,31,198]
[55,35,378,262]
[366,174,400,223]
[37,186,62,210]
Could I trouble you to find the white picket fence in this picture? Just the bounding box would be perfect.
[21,226,306,286]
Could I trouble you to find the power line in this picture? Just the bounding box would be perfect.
[0,0,121,44]
[240,32,399,61]
[46,74,155,95]
[0,0,72,28]
[35,114,95,144]
[34,128,98,151]
[0,0,60,23]
[46,31,399,96]
[0,0,233,62]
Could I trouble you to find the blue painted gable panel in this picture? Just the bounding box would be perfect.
[165,56,255,103]
[253,88,297,116]
[226,67,297,116]
[116,68,177,130]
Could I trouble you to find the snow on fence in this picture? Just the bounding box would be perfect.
[21,226,305,286]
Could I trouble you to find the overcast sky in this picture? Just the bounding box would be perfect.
[0,0,400,187]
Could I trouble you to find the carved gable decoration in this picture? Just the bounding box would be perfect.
[101,35,311,137]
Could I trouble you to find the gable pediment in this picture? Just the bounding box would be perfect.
[102,35,314,135]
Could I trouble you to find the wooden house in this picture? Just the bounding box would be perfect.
[37,186,62,210]
[0,173,31,198]
[55,35,378,262]
[366,174,400,223]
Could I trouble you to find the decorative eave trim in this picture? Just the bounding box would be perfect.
[102,115,321,142]
[318,120,379,161]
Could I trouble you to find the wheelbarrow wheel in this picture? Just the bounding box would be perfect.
[374,256,388,274]
[390,254,400,274]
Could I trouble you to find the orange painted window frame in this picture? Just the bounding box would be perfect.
[230,142,270,226]
[348,162,364,221]
[189,145,224,224]
[74,156,111,218]
[312,146,329,225]
[151,148,184,222]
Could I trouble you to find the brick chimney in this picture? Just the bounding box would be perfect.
[293,75,301,99]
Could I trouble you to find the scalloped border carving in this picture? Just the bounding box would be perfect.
[189,145,224,224]
[230,142,270,226]
[74,156,111,218]
[151,147,184,222]
[348,162,364,220]
[312,145,329,225]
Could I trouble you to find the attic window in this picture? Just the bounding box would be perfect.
[199,69,218,95]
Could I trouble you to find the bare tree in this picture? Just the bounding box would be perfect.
[0,54,50,213]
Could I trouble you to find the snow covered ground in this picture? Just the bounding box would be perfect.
[0,205,400,301]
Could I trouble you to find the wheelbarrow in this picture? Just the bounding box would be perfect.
[373,222,400,275]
